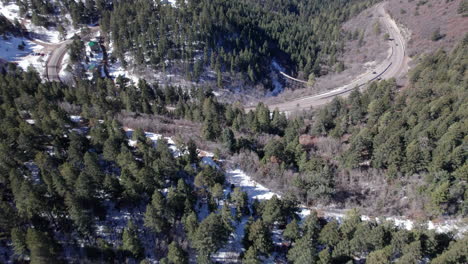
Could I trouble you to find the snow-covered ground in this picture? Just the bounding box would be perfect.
[59,52,71,81]
[227,169,280,201]
[0,35,42,66]
[164,0,177,7]
[1,1,83,77]
[212,170,281,263]
[0,1,20,21]
[226,169,468,236]
[107,58,140,84]
[106,42,141,84]
[1,2,80,43]
[124,127,183,157]
[70,115,83,123]
[212,216,247,263]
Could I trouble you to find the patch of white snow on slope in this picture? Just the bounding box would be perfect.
[0,1,20,20]
[107,42,140,84]
[59,52,72,82]
[166,0,177,6]
[0,35,45,71]
[212,216,247,263]
[226,169,280,201]
[124,128,182,157]
[201,156,219,169]
[70,115,82,123]
[227,169,468,235]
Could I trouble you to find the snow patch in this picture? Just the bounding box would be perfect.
[124,128,182,157]
[0,35,45,71]
[164,0,178,6]
[227,169,467,235]
[107,42,140,84]
[226,169,280,201]
[0,1,20,21]
[70,115,82,123]
[201,156,219,169]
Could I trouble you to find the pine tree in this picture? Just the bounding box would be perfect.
[231,187,248,219]
[303,211,321,239]
[366,246,392,264]
[319,220,340,247]
[318,247,332,264]
[255,103,270,133]
[243,246,261,264]
[144,191,168,233]
[211,183,224,205]
[261,195,283,225]
[193,213,230,263]
[11,227,27,258]
[220,204,233,233]
[222,128,236,152]
[247,219,272,255]
[283,219,300,242]
[83,152,104,184]
[340,209,361,240]
[183,211,198,240]
[167,241,188,264]
[396,240,422,264]
[271,108,287,135]
[75,172,95,199]
[202,113,221,141]
[287,235,316,264]
[186,139,199,164]
[26,228,61,264]
[167,187,185,220]
[122,220,144,259]
[65,193,94,238]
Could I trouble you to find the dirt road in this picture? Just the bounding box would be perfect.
[259,2,408,114]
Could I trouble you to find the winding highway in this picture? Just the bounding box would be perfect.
[9,1,406,111]
[262,2,408,113]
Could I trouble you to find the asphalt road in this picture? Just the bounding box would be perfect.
[260,2,408,114]
[45,27,99,82]
[45,40,72,81]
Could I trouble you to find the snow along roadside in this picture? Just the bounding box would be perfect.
[226,169,467,236]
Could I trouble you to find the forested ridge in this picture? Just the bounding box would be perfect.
[5,0,377,87]
[103,0,376,85]
[0,37,466,263]
[226,36,468,218]
[0,0,467,263]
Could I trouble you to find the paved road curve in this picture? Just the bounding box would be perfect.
[45,27,100,82]
[261,2,408,114]
[45,40,72,81]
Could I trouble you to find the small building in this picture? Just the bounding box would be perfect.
[88,41,100,52]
